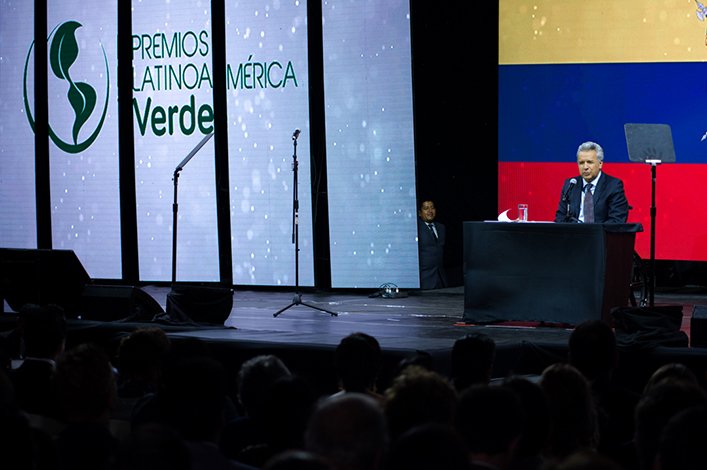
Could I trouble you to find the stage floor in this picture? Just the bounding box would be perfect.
[130,285,707,391]
[6,284,707,396]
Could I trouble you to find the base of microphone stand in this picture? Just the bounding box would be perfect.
[273,292,338,317]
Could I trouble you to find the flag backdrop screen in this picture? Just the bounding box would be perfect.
[499,0,707,261]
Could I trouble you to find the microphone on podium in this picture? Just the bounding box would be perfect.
[292,129,301,140]
[562,178,577,203]
[562,178,578,223]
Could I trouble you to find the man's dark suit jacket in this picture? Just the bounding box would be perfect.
[417,218,447,290]
[554,172,629,224]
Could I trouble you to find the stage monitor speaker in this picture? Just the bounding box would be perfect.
[690,306,707,348]
[612,305,688,349]
[165,286,233,325]
[79,285,165,322]
[0,248,90,317]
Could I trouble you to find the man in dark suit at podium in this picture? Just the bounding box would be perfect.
[417,199,447,290]
[555,141,629,224]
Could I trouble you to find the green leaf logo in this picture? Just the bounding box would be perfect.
[49,21,97,146]
[23,20,110,154]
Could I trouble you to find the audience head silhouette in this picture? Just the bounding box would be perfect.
[305,392,389,470]
[455,383,524,469]
[450,332,496,391]
[334,332,382,396]
[568,319,617,382]
[384,364,457,442]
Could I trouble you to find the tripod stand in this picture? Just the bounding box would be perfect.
[624,123,677,307]
[172,132,214,285]
[274,129,337,317]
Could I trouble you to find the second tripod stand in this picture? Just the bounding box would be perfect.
[274,129,337,317]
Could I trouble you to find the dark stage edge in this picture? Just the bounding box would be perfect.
[4,285,707,395]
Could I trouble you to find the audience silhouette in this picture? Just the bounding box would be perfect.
[113,327,171,422]
[9,303,66,421]
[633,374,707,470]
[332,332,383,400]
[455,383,524,470]
[539,363,599,466]
[53,342,121,470]
[503,374,550,470]
[655,404,707,470]
[450,332,496,391]
[237,374,319,468]
[11,297,707,470]
[383,364,458,442]
[387,422,469,470]
[220,354,293,461]
[263,449,334,470]
[305,392,389,470]
[568,319,639,469]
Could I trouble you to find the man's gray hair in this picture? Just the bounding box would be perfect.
[577,141,604,161]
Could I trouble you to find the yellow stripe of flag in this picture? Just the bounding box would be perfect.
[500,0,707,64]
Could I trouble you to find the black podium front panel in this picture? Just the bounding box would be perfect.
[462,222,640,326]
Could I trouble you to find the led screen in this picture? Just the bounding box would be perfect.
[499,0,707,262]
[322,0,419,288]
[0,1,37,249]
[46,0,121,278]
[225,0,314,286]
[133,1,219,282]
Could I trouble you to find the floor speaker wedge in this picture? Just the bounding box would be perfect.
[79,285,165,322]
[165,286,233,325]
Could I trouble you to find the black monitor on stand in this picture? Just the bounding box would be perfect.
[624,123,676,307]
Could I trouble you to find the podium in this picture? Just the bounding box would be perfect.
[462,222,643,326]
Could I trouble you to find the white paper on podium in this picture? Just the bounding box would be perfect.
[495,209,554,223]
[497,209,513,222]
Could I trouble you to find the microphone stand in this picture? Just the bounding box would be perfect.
[646,159,660,307]
[562,180,578,223]
[171,132,214,286]
[274,130,337,317]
